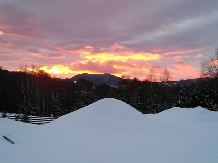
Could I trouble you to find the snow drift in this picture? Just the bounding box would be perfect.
[1,98,218,163]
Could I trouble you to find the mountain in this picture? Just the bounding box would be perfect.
[71,73,122,87]
[1,98,218,163]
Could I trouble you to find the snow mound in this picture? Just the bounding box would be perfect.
[49,98,149,127]
[1,98,218,163]
[147,106,218,128]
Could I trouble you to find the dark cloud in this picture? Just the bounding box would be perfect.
[26,48,64,58]
[0,5,45,39]
[26,48,41,54]
[0,51,20,61]
[0,37,10,46]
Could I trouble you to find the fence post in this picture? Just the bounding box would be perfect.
[51,114,53,121]
[30,115,32,124]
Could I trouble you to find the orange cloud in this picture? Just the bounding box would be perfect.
[209,60,218,65]
[55,43,160,62]
[71,60,117,74]
[54,43,160,79]
[172,61,199,80]
[88,44,159,62]
[71,59,154,80]
[65,43,160,79]
[18,60,199,81]
[174,61,192,69]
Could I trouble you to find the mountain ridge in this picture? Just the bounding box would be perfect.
[71,73,122,87]
[71,73,209,87]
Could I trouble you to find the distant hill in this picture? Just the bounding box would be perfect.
[71,73,211,88]
[168,78,210,87]
[71,73,122,87]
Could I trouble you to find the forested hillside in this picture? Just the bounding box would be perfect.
[0,68,218,118]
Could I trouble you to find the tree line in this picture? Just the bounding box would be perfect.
[0,68,217,118]
[0,68,94,117]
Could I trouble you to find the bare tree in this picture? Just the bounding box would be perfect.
[146,68,156,99]
[121,74,130,80]
[160,68,171,82]
[147,68,156,82]
[0,65,5,70]
[159,68,171,104]
[201,46,218,78]
[215,45,218,59]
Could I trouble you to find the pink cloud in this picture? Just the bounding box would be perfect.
[54,44,84,54]
[71,60,121,75]
[194,54,204,58]
[157,47,204,56]
[108,43,130,51]
[173,55,190,61]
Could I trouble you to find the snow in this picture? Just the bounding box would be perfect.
[1,98,218,163]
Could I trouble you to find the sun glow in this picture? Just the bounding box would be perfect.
[0,31,4,36]
[39,65,74,75]
[18,64,102,78]
[26,67,38,73]
[83,52,160,63]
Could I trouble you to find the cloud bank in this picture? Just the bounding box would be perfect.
[0,0,218,80]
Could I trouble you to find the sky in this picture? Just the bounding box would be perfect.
[0,0,218,80]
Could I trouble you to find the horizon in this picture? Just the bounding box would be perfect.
[1,1,218,80]
[15,65,201,81]
[5,68,201,82]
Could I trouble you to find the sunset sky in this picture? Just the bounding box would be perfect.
[0,0,218,80]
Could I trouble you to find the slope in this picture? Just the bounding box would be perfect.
[0,98,218,163]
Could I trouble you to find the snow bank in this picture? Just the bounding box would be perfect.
[1,98,218,163]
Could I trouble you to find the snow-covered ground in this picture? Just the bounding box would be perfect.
[1,98,218,163]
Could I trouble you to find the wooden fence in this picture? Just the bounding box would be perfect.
[0,114,56,125]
